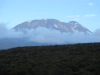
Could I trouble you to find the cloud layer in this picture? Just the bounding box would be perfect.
[0,23,100,45]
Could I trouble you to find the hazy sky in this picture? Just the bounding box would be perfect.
[0,0,100,32]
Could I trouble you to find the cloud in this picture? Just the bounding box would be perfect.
[75,15,79,17]
[84,14,96,17]
[67,15,79,17]
[74,18,79,20]
[0,23,100,50]
[88,3,94,6]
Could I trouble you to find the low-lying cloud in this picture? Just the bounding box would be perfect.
[0,23,100,46]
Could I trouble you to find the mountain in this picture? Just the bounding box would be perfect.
[12,18,92,35]
[0,38,57,50]
[0,37,75,50]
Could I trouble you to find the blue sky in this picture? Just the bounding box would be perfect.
[0,0,100,32]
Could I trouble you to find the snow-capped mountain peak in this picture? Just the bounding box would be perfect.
[13,19,92,35]
[36,18,48,20]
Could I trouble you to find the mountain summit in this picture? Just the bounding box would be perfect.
[12,19,92,35]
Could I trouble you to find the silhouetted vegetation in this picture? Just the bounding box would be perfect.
[0,42,100,75]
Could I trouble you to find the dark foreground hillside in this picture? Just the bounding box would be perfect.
[0,42,100,75]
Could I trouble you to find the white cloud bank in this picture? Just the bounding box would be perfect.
[0,23,100,45]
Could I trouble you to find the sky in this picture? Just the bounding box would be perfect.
[0,0,100,48]
[0,0,100,32]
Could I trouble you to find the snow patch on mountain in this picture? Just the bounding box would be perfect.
[75,23,79,25]
[54,24,57,28]
[86,31,91,35]
[26,20,32,22]
[71,24,79,31]
[71,26,75,31]
[37,18,48,20]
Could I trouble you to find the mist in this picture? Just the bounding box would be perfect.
[0,23,100,50]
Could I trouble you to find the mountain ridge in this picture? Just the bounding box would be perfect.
[12,19,92,35]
